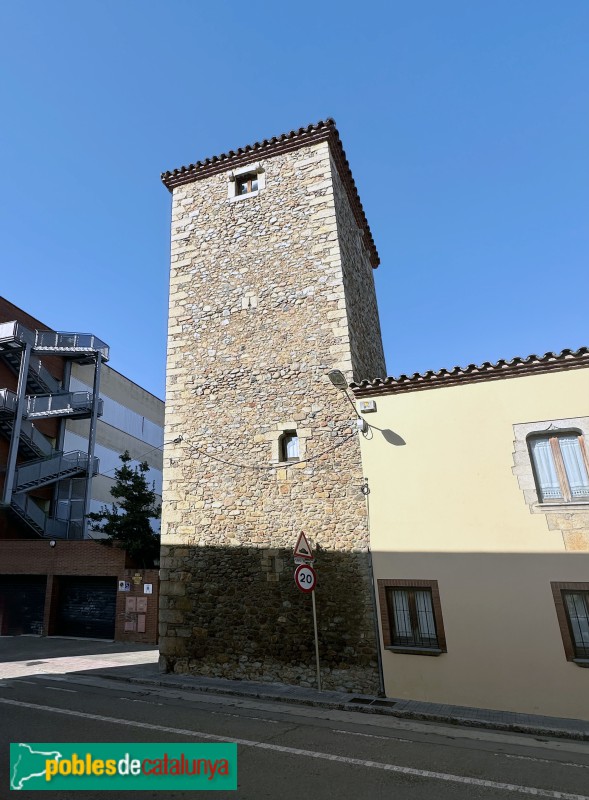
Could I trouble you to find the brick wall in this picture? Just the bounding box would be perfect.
[0,540,159,643]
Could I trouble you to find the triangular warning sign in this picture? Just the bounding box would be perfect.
[294,531,313,560]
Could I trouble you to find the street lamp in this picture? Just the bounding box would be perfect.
[327,370,368,433]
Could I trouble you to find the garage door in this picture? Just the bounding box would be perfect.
[56,576,117,639]
[0,576,46,635]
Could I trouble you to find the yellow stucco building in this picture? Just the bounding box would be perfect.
[353,348,589,720]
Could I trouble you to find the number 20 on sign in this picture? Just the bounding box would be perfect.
[294,564,316,593]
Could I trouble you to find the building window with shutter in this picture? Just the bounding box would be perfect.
[528,433,589,503]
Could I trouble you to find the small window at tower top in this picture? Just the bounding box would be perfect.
[227,163,265,202]
[237,173,259,196]
[279,431,299,462]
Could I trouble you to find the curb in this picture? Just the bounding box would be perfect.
[92,671,589,743]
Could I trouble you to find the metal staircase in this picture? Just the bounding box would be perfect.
[14,451,99,493]
[0,320,109,540]
[1,349,62,395]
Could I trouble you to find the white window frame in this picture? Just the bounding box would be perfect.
[227,162,266,202]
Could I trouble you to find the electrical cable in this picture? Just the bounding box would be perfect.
[97,436,182,478]
[189,429,358,472]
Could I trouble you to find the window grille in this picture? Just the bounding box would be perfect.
[564,591,589,659]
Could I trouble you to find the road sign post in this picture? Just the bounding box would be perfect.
[311,588,321,692]
[293,537,321,692]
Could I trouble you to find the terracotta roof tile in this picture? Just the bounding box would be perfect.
[161,119,379,268]
[351,347,589,396]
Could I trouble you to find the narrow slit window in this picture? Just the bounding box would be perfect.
[279,431,299,462]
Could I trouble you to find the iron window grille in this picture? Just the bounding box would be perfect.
[377,579,447,655]
[551,583,589,662]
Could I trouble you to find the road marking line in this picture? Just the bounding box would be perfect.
[0,698,587,800]
[11,680,37,685]
[210,711,278,724]
[118,697,148,703]
[500,754,589,770]
[333,729,401,742]
[44,687,77,693]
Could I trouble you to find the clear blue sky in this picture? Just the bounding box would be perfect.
[1,1,587,398]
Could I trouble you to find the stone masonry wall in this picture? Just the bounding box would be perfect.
[330,155,386,382]
[161,140,384,693]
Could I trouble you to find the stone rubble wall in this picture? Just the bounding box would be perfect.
[161,140,384,693]
[330,153,386,382]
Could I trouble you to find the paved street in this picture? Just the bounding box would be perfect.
[1,638,589,799]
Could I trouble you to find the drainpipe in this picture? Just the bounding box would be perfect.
[364,478,386,697]
[82,353,102,539]
[3,342,32,506]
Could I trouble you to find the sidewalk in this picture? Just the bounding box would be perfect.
[85,660,589,742]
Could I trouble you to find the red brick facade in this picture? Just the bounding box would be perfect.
[0,540,159,644]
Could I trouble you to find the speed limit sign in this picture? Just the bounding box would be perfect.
[294,563,317,593]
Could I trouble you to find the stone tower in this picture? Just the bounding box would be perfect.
[160,120,386,693]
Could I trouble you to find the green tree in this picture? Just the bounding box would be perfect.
[88,451,161,568]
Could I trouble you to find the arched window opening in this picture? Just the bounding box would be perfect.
[279,431,299,462]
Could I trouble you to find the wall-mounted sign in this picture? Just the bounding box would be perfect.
[118,580,131,592]
[125,597,137,613]
[132,573,143,585]
[144,583,153,595]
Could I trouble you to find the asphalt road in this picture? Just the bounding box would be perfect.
[1,645,589,798]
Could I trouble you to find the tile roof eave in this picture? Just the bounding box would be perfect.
[350,347,589,397]
[160,119,380,268]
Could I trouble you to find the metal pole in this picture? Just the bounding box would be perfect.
[311,588,321,692]
[3,342,32,506]
[55,359,72,454]
[83,353,102,539]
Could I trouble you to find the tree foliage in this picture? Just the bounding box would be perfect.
[88,451,161,568]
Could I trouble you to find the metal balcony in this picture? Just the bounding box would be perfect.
[33,331,110,363]
[0,321,35,351]
[26,391,103,421]
[14,450,99,492]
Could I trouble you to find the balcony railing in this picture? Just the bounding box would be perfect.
[0,388,18,417]
[34,330,110,361]
[26,391,102,420]
[0,321,35,350]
